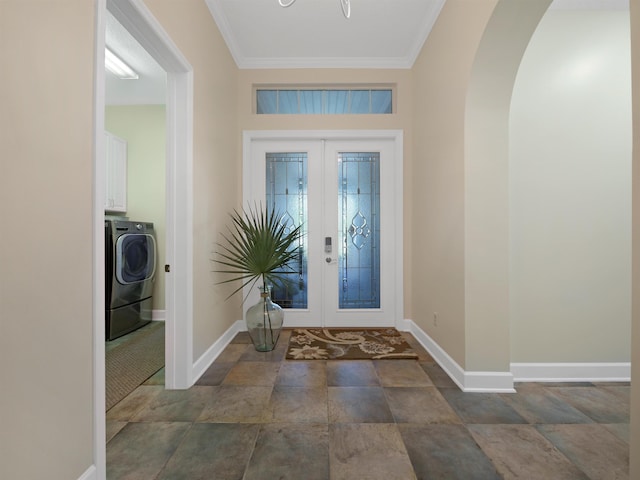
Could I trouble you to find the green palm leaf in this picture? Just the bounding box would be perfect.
[213,203,303,301]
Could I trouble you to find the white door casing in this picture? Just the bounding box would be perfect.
[94,0,193,477]
[243,130,404,328]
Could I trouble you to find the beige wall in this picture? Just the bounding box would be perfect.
[1,1,637,478]
[412,0,629,374]
[0,1,95,479]
[106,105,167,310]
[237,68,414,317]
[630,0,639,476]
[410,0,499,369]
[510,9,631,363]
[464,0,552,372]
[146,0,240,361]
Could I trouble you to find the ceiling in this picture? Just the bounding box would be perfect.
[105,0,445,105]
[205,0,445,69]
[105,10,166,105]
[105,0,629,106]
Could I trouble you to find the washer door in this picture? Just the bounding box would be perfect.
[115,233,156,284]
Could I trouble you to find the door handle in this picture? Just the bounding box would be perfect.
[326,257,332,264]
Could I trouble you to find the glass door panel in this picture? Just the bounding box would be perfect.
[338,152,380,309]
[265,152,308,308]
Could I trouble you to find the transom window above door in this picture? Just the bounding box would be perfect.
[255,86,393,115]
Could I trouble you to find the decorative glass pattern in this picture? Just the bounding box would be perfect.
[256,88,392,114]
[265,153,308,309]
[338,152,380,309]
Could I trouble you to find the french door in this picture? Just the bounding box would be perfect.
[244,131,403,328]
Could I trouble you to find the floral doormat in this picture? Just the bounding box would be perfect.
[285,328,419,360]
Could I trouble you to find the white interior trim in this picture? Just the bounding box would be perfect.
[242,130,404,329]
[408,320,630,390]
[407,320,516,392]
[94,0,193,478]
[192,320,245,382]
[106,0,193,387]
[549,0,629,10]
[92,1,107,477]
[511,362,631,382]
[77,465,98,480]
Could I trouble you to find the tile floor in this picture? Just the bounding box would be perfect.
[106,329,630,479]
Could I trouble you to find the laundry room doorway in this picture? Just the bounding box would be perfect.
[94,0,194,474]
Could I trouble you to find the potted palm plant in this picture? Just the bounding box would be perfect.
[214,204,302,351]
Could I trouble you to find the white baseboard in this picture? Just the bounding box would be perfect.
[191,320,245,383]
[405,319,629,389]
[77,465,96,480]
[152,309,166,321]
[511,362,631,382]
[395,318,412,331]
[406,319,516,393]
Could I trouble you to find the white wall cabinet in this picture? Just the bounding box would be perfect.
[104,132,127,213]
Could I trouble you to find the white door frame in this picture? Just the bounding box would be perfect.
[93,0,193,476]
[242,130,404,328]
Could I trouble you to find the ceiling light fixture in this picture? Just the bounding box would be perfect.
[105,48,139,80]
[278,0,350,19]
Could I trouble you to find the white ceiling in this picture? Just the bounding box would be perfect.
[104,0,629,105]
[205,0,445,69]
[105,10,166,105]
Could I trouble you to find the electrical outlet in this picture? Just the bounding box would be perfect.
[433,312,439,327]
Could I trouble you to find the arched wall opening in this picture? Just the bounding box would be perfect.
[509,6,632,372]
[464,0,553,378]
[465,0,631,382]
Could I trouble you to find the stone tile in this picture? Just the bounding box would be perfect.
[279,328,292,343]
[420,363,458,388]
[222,361,280,386]
[326,360,380,386]
[373,360,433,387]
[384,387,461,424]
[106,422,191,480]
[328,387,394,423]
[530,382,594,387]
[143,367,165,385]
[266,386,328,423]
[244,423,329,480]
[106,420,127,443]
[105,327,630,479]
[156,423,259,480]
[468,424,589,480]
[329,423,416,480]
[500,384,594,424]
[106,385,163,421]
[399,333,435,362]
[276,361,327,387]
[215,343,250,363]
[240,341,287,362]
[438,387,527,424]
[197,385,272,423]
[195,362,233,386]
[603,423,630,444]
[592,381,631,387]
[399,424,501,479]
[537,424,629,480]
[230,331,252,344]
[547,386,629,423]
[131,385,213,422]
[602,385,631,403]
